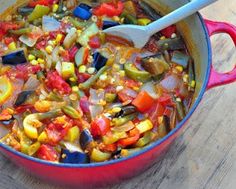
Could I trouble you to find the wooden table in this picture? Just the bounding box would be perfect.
[0,1,236,189]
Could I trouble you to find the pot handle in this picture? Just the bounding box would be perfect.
[204,19,236,90]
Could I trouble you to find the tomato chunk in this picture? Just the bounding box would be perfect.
[91,116,111,137]
[28,0,55,7]
[132,91,155,112]
[88,35,101,49]
[37,144,59,162]
[117,128,140,148]
[93,1,124,17]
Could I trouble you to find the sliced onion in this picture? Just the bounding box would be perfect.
[23,75,40,91]
[111,121,135,132]
[63,141,83,152]
[141,81,158,99]
[125,88,137,98]
[42,16,61,32]
[52,46,60,64]
[89,104,103,120]
[55,61,62,75]
[19,26,43,47]
[160,74,181,91]
[89,88,105,104]
[42,50,52,69]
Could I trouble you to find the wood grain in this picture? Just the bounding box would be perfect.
[0,1,236,189]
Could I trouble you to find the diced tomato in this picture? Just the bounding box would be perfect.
[118,88,137,102]
[158,93,174,106]
[37,144,59,162]
[160,25,176,38]
[28,0,56,7]
[88,35,101,49]
[69,45,79,61]
[15,104,35,113]
[124,79,141,89]
[93,1,124,17]
[61,50,71,62]
[46,121,71,145]
[132,91,155,112]
[45,71,71,94]
[163,107,172,117]
[91,116,111,137]
[0,22,20,40]
[100,143,117,153]
[146,101,165,126]
[77,73,91,84]
[36,40,47,50]
[79,96,90,114]
[132,118,141,125]
[117,128,140,148]
[4,37,15,45]
[144,37,158,53]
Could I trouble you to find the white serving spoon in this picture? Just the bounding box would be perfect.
[104,0,218,48]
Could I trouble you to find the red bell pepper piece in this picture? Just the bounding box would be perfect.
[146,101,165,126]
[69,45,79,61]
[132,91,155,112]
[0,22,20,40]
[160,25,176,38]
[28,0,56,7]
[100,143,117,153]
[117,128,140,148]
[15,104,35,114]
[4,37,15,45]
[93,1,124,17]
[88,35,101,49]
[117,88,137,102]
[91,116,111,137]
[37,144,59,162]
[158,93,174,106]
[45,71,71,94]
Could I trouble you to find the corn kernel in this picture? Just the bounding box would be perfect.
[171,33,177,38]
[48,40,54,46]
[28,54,36,61]
[183,74,189,83]
[119,58,126,64]
[87,67,95,74]
[37,58,45,64]
[8,42,16,50]
[77,29,82,36]
[34,100,51,112]
[137,18,151,26]
[116,86,124,92]
[45,45,53,54]
[99,74,107,81]
[176,65,183,73]
[112,107,121,113]
[91,15,98,22]
[30,59,39,66]
[52,4,59,12]
[69,77,77,82]
[78,65,86,73]
[190,80,196,88]
[55,34,63,43]
[160,36,166,40]
[72,86,79,92]
[119,70,125,77]
[113,16,120,22]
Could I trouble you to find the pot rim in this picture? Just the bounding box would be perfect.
[0,13,212,168]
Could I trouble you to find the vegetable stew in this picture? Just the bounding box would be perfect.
[0,0,195,163]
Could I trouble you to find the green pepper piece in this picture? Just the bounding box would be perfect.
[135,131,152,147]
[102,131,127,145]
[112,113,136,126]
[138,1,161,20]
[28,5,50,22]
[28,141,41,156]
[90,148,111,162]
[124,63,151,82]
[46,92,63,102]
[175,98,185,121]
[105,93,117,103]
[62,106,81,119]
[29,49,45,58]
[36,71,45,82]
[122,13,138,25]
[188,58,195,91]
[121,148,142,157]
[68,17,89,29]
[9,28,32,35]
[37,109,62,120]
[79,66,109,90]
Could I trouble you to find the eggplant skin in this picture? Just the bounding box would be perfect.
[92,52,108,71]
[102,20,120,30]
[14,91,34,106]
[60,148,89,164]
[115,105,136,118]
[2,50,27,65]
[79,129,94,150]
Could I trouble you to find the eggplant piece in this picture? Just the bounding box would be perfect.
[0,118,15,126]
[171,51,190,68]
[79,3,92,11]
[114,105,136,118]
[79,129,94,150]
[2,50,27,65]
[142,53,169,76]
[18,7,34,15]
[158,115,170,138]
[60,148,89,164]
[138,1,161,20]
[73,6,92,20]
[92,52,108,71]
[14,91,34,106]
[175,98,186,121]
[188,58,195,91]
[102,20,120,30]
[156,37,185,51]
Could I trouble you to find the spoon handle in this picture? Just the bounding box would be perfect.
[145,0,218,36]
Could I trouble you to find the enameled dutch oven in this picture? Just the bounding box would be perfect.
[0,0,236,188]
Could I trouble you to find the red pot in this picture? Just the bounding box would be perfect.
[0,0,236,188]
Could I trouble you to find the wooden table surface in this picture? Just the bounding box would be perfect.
[0,1,236,189]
